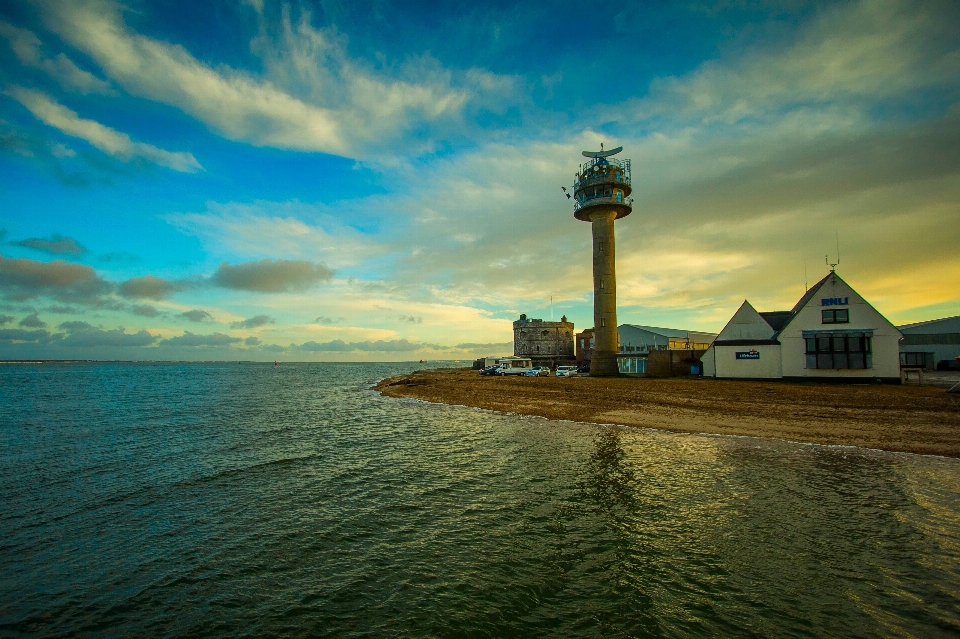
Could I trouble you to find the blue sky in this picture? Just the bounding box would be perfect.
[1,0,959,361]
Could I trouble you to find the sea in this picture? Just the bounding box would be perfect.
[2,361,959,638]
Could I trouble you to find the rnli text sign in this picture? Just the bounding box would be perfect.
[735,351,760,360]
[821,297,849,306]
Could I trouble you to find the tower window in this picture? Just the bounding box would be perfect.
[600,279,604,289]
[599,242,603,253]
[601,318,606,327]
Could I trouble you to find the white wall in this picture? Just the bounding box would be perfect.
[779,274,901,380]
[711,344,782,378]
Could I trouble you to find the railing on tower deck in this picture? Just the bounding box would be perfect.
[574,193,634,212]
[574,157,631,191]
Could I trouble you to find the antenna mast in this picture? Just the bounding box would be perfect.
[826,231,841,272]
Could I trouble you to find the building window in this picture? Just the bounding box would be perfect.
[822,309,849,324]
[805,334,872,369]
[598,241,603,253]
[601,318,606,327]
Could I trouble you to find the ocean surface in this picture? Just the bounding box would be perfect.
[2,362,959,638]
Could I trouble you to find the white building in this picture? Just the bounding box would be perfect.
[898,315,960,370]
[702,272,902,383]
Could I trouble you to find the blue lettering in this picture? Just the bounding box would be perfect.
[821,297,849,306]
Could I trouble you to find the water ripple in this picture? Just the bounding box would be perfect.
[1,362,959,638]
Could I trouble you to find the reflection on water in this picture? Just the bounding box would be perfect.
[1,362,959,638]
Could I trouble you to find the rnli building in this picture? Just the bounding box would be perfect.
[702,271,902,383]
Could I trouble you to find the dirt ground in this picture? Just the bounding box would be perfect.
[375,369,960,458]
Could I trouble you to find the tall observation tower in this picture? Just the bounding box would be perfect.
[572,145,632,376]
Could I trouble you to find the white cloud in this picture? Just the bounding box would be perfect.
[8,87,203,172]
[627,0,960,126]
[0,21,112,94]
[36,0,510,158]
[166,201,383,268]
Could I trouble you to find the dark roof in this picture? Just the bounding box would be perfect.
[761,272,836,337]
[790,272,832,315]
[713,339,780,346]
[758,311,792,333]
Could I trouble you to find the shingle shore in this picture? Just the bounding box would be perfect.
[376,368,960,457]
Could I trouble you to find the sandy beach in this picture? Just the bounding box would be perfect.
[376,369,960,457]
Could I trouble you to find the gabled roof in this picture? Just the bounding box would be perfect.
[775,270,900,337]
[789,272,832,315]
[714,300,778,344]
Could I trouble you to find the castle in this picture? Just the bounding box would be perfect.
[513,314,575,367]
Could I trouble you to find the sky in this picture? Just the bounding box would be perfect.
[1,0,959,361]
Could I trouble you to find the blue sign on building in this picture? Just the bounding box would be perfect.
[735,350,760,360]
[821,297,849,306]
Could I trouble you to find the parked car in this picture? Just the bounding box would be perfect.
[576,364,590,374]
[555,365,578,377]
[524,366,549,377]
[478,365,502,376]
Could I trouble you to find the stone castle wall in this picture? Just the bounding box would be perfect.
[513,315,575,359]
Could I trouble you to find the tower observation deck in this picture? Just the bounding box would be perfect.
[572,145,633,376]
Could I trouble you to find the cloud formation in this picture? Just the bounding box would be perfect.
[7,87,202,172]
[35,0,505,158]
[0,254,110,304]
[12,233,88,256]
[455,342,512,351]
[118,276,188,300]
[57,321,158,347]
[0,21,112,94]
[230,314,275,329]
[297,338,443,352]
[130,304,162,318]
[19,312,46,328]
[0,328,51,343]
[211,259,333,293]
[160,332,242,347]
[180,309,213,323]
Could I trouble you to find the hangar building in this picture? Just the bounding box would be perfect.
[898,315,960,370]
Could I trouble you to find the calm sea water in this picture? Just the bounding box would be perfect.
[2,362,959,638]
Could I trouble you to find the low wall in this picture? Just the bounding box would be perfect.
[646,349,706,377]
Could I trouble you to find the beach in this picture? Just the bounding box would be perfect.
[376,368,960,457]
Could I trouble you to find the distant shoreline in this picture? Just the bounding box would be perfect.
[376,368,960,458]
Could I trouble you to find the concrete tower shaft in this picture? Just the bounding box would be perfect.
[572,148,632,376]
[590,210,619,375]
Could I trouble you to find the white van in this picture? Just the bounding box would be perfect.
[496,357,534,376]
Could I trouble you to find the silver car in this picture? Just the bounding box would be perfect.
[555,366,578,377]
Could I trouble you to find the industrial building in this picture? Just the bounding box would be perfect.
[575,324,717,375]
[702,271,902,382]
[616,325,717,374]
[898,315,960,370]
